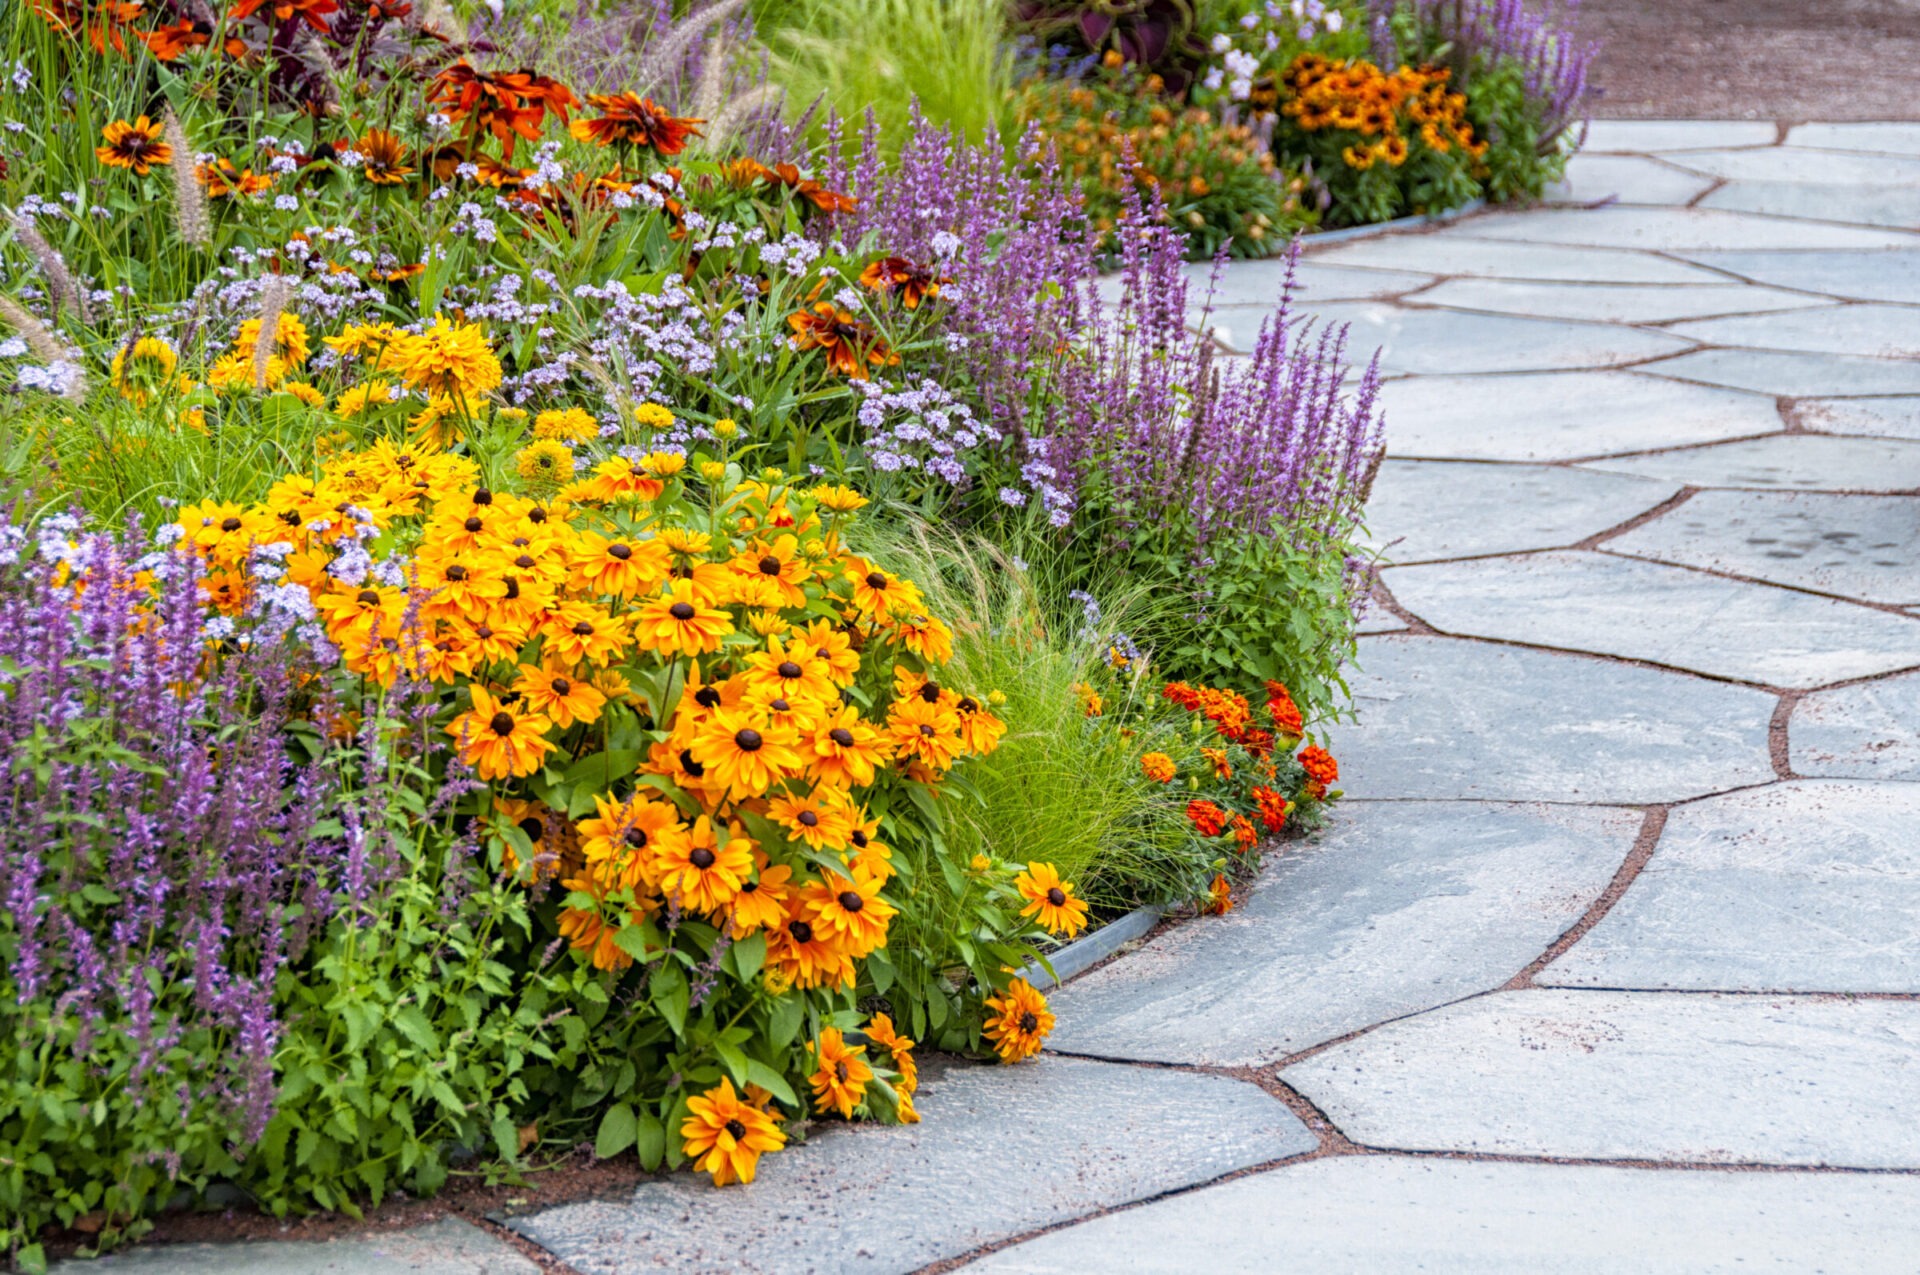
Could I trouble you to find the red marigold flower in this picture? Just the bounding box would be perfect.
[1251,785,1291,834]
[1265,680,1304,737]
[1186,799,1228,838]
[1299,744,1339,799]
[1230,814,1257,853]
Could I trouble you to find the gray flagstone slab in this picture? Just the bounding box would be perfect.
[1332,636,1776,803]
[1700,181,1920,231]
[1282,989,1920,1167]
[1309,235,1728,284]
[1045,801,1637,1067]
[1646,348,1920,398]
[1799,396,1920,440]
[507,1057,1312,1275]
[1540,780,1920,993]
[1582,120,1780,153]
[1581,434,1920,492]
[52,1219,540,1275]
[1300,303,1692,376]
[1680,248,1920,302]
[1388,549,1920,687]
[1413,278,1831,324]
[1364,460,1673,562]
[962,1156,1920,1275]
[1457,207,1920,252]
[1378,371,1782,461]
[1543,154,1719,206]
[1606,490,1920,605]
[1662,147,1920,185]
[1668,303,1920,359]
[1792,670,1920,781]
[1786,122,1920,156]
[1188,259,1435,306]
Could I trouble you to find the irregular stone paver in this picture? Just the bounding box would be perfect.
[1541,780,1920,993]
[1413,277,1830,324]
[1669,303,1920,359]
[1647,348,1920,398]
[963,1157,1920,1275]
[1309,235,1728,284]
[1607,491,1920,606]
[1786,122,1920,156]
[1388,550,1920,687]
[1377,371,1780,461]
[1282,989,1920,1167]
[1662,146,1920,185]
[1045,801,1637,1067]
[1300,303,1691,376]
[508,1057,1312,1275]
[1799,396,1920,441]
[1793,671,1920,780]
[1456,206,1920,252]
[1584,434,1920,492]
[1363,460,1671,561]
[1582,120,1780,152]
[1700,181,1920,230]
[1544,153,1719,205]
[1333,636,1776,803]
[1682,248,1920,302]
[1193,259,1435,305]
[58,1219,539,1275]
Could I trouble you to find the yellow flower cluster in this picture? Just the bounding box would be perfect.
[1282,54,1485,171]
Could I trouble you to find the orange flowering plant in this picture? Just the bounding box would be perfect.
[173,398,1079,1189]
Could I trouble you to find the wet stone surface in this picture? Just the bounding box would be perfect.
[1605,490,1920,606]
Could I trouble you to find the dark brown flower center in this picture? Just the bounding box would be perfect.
[445,564,469,581]
[1018,1012,1038,1033]
[689,847,716,869]
[518,817,545,841]
[356,589,381,606]
[837,890,863,913]
[489,711,515,736]
[670,601,697,621]
[734,729,763,752]
[679,749,704,777]
[694,686,721,708]
[515,554,535,568]
[1047,887,1066,906]
[220,516,243,532]
[758,556,781,575]
[797,810,818,827]
[625,828,648,848]
[851,830,868,847]
[918,724,934,737]
[864,571,887,589]
[919,683,941,703]
[464,516,483,533]
[551,677,571,695]
[777,661,802,679]
[473,488,493,505]
[608,542,632,560]
[829,727,855,747]
[788,919,813,943]
[571,620,594,636]
[724,1118,746,1139]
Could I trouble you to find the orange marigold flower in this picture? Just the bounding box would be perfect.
[1299,744,1339,799]
[1230,814,1258,853]
[1251,785,1292,834]
[1140,752,1177,783]
[1264,680,1304,737]
[1186,799,1228,838]
[1203,873,1234,915]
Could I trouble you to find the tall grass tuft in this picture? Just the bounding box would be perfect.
[857,521,1211,918]
[753,0,1014,157]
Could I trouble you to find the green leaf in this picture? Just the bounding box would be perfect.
[634,1112,666,1171]
[650,962,689,1036]
[730,931,766,982]
[767,994,804,1050]
[714,1040,749,1087]
[744,1060,797,1107]
[595,1103,637,1160]
[392,1005,439,1053]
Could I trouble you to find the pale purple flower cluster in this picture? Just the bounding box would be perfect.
[0,515,340,1144]
[855,376,998,486]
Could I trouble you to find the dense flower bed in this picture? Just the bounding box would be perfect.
[0,0,1371,1265]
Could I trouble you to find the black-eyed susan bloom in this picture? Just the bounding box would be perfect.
[653,815,752,913]
[983,978,1055,1063]
[447,685,555,780]
[96,116,172,174]
[1014,862,1090,938]
[806,1027,872,1119]
[631,577,733,656]
[681,1078,785,1187]
[689,707,803,797]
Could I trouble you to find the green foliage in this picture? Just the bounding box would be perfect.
[753,0,1015,158]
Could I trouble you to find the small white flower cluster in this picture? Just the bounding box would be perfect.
[1202,0,1345,99]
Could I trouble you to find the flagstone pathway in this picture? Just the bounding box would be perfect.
[69,120,1920,1275]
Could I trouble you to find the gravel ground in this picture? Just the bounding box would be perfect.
[1576,0,1920,120]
